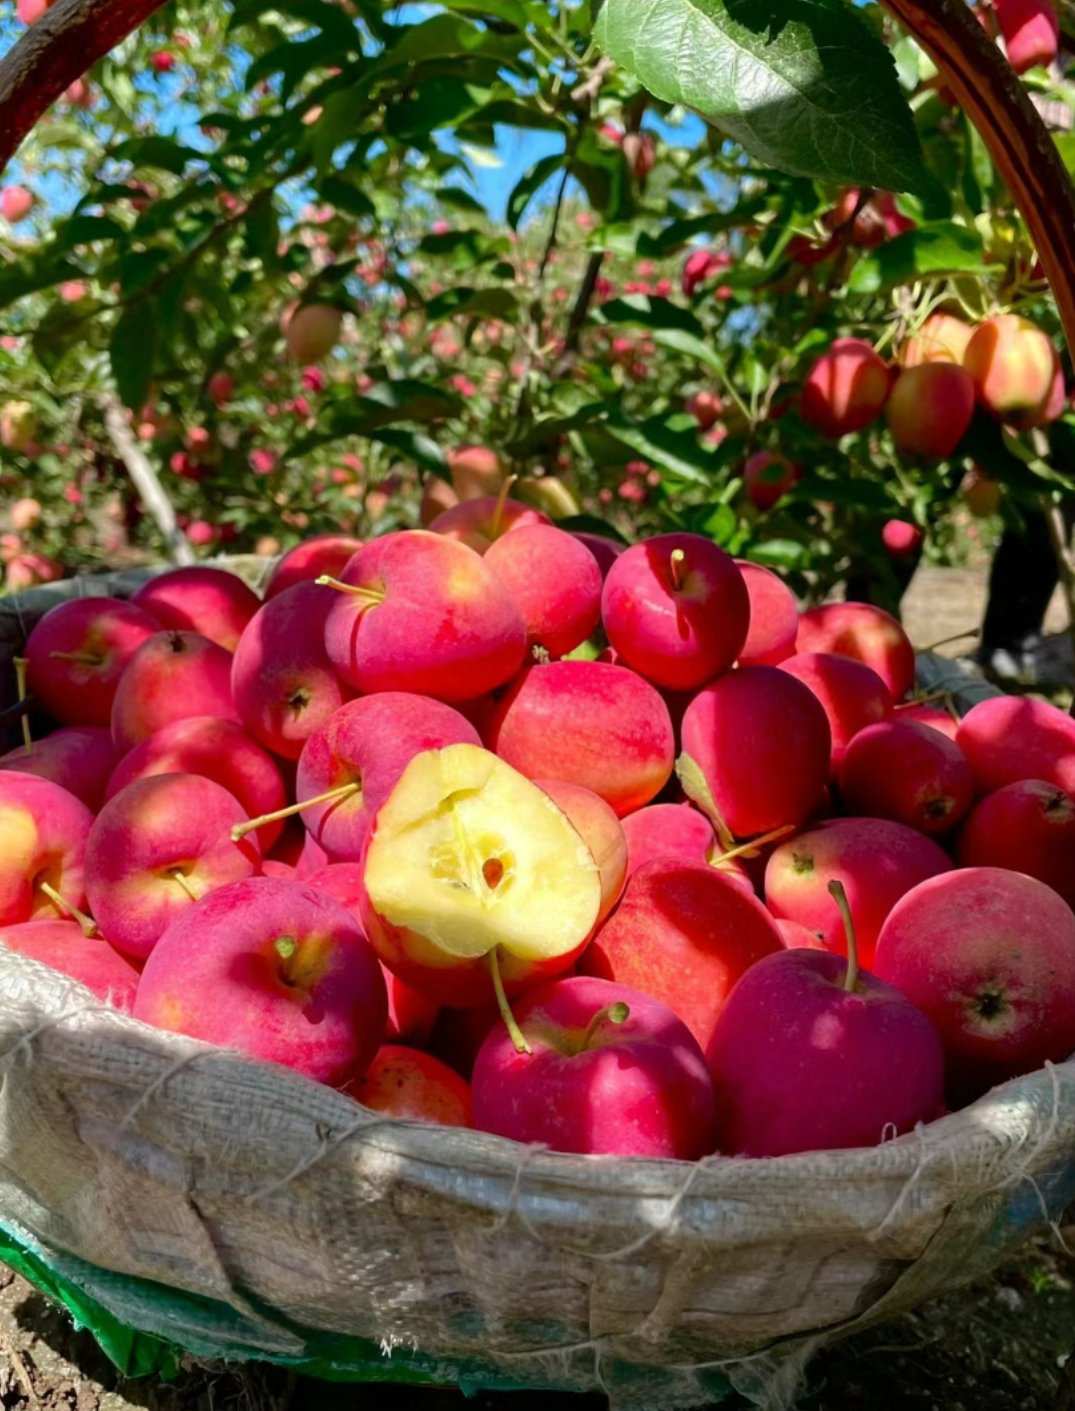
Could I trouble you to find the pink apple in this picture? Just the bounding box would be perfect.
[131,566,260,651]
[427,496,549,554]
[601,533,749,691]
[777,652,894,773]
[536,779,628,924]
[743,451,802,511]
[0,771,93,927]
[343,1044,473,1126]
[796,602,916,699]
[1,186,34,223]
[0,726,119,810]
[24,597,159,727]
[734,560,798,666]
[134,877,387,1086]
[620,803,716,876]
[801,338,892,438]
[472,975,717,1158]
[838,719,974,835]
[264,534,364,598]
[957,780,1075,906]
[894,701,960,742]
[572,532,625,579]
[111,630,239,751]
[485,525,602,659]
[86,773,260,959]
[0,919,139,1006]
[956,694,1075,795]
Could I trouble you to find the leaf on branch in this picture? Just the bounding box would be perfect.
[593,0,925,192]
[507,153,566,230]
[110,304,158,411]
[848,222,989,294]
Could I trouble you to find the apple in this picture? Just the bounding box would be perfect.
[796,602,916,700]
[472,975,717,1159]
[572,532,625,580]
[85,773,260,959]
[263,534,363,598]
[361,743,601,1008]
[134,876,387,1086]
[956,694,1075,795]
[24,597,159,727]
[580,860,783,1050]
[874,868,1075,1097]
[899,312,975,367]
[680,666,831,838]
[742,451,802,511]
[111,630,240,752]
[130,568,260,651]
[1,186,34,223]
[886,363,975,458]
[706,883,945,1156]
[800,338,892,438]
[486,660,675,817]
[764,816,952,969]
[231,582,351,760]
[881,519,925,558]
[963,314,1059,423]
[620,803,715,875]
[536,779,627,925]
[601,533,749,691]
[343,1044,473,1126]
[0,919,139,1006]
[485,525,602,660]
[427,496,550,554]
[447,445,505,500]
[777,652,894,774]
[283,304,342,362]
[776,918,827,950]
[320,531,526,701]
[0,726,119,810]
[0,771,94,928]
[838,719,975,835]
[957,780,1075,906]
[896,701,960,741]
[992,0,1059,72]
[734,559,798,667]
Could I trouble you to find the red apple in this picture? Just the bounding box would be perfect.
[796,602,916,699]
[957,780,1075,905]
[264,534,364,598]
[0,726,119,810]
[963,314,1059,423]
[572,532,625,579]
[24,597,159,728]
[838,719,974,835]
[620,803,715,876]
[536,779,627,925]
[896,701,961,741]
[992,0,1059,72]
[881,519,925,558]
[899,312,974,367]
[886,363,975,458]
[801,339,892,438]
[343,1045,473,1126]
[131,567,260,650]
[742,451,802,511]
[447,445,505,500]
[0,919,139,1006]
[957,694,1075,795]
[0,772,93,927]
[734,560,799,666]
[777,652,894,773]
[485,525,602,659]
[427,497,549,554]
[111,630,239,752]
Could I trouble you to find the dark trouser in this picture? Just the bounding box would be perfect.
[980,510,1061,651]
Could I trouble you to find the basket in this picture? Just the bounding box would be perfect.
[1,566,1074,1411]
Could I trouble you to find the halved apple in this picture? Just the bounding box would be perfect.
[362,744,601,1007]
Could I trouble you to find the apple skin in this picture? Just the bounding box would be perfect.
[963,314,1059,423]
[486,661,675,817]
[232,582,351,760]
[536,780,628,925]
[800,338,893,438]
[601,533,749,692]
[447,445,505,501]
[111,630,240,752]
[734,560,798,667]
[896,702,960,742]
[427,497,549,554]
[342,1044,473,1126]
[264,535,363,599]
[680,666,831,838]
[472,975,717,1159]
[572,532,625,580]
[881,519,925,558]
[837,719,975,836]
[705,949,945,1157]
[131,567,261,651]
[796,602,916,700]
[992,0,1060,72]
[296,693,480,861]
[134,877,387,1087]
[303,862,440,1044]
[420,478,459,527]
[742,451,802,511]
[283,304,342,363]
[24,597,159,727]
[85,773,260,960]
[485,525,602,659]
[956,695,1075,796]
[429,1002,501,1079]
[0,920,139,1007]
[899,312,974,367]
[620,802,715,876]
[777,652,894,774]
[0,771,93,926]
[886,363,975,459]
[322,531,527,701]
[580,860,784,1051]
[0,726,119,810]
[764,817,953,970]
[874,868,1075,1098]
[776,918,827,950]
[104,716,289,851]
[957,781,1075,906]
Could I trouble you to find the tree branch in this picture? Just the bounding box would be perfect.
[0,0,169,173]
[101,397,195,567]
[878,0,1075,356]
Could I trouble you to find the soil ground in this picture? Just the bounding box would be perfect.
[2,564,1074,1410]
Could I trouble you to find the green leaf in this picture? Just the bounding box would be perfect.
[372,429,448,472]
[110,136,203,175]
[315,175,375,218]
[56,215,126,249]
[424,287,518,321]
[110,303,157,410]
[604,413,721,486]
[593,0,925,192]
[598,294,705,337]
[507,153,565,230]
[848,222,987,294]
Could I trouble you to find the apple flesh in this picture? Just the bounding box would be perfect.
[957,780,1075,906]
[485,524,602,659]
[343,1044,473,1126]
[734,560,799,667]
[131,566,260,651]
[777,652,894,773]
[0,726,119,810]
[956,694,1075,795]
[764,817,952,969]
[580,860,784,1051]
[24,597,159,727]
[838,719,974,835]
[705,948,945,1157]
[361,744,601,1007]
[472,975,717,1159]
[111,630,240,752]
[0,771,93,927]
[86,773,260,960]
[487,661,675,817]
[874,868,1075,1097]
[134,876,387,1086]
[264,534,363,598]
[0,919,139,1006]
[796,602,916,700]
[680,666,831,838]
[321,531,527,701]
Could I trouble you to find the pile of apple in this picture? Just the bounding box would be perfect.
[4,494,1075,1165]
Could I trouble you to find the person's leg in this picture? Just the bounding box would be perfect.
[980,509,1059,651]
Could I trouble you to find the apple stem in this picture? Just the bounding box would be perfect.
[38,880,98,937]
[894,688,954,711]
[170,869,200,902]
[48,649,102,665]
[580,1001,630,1052]
[490,473,519,541]
[230,781,360,842]
[11,657,31,752]
[314,575,385,606]
[487,945,531,1055]
[669,548,686,591]
[710,821,796,866]
[827,879,859,994]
